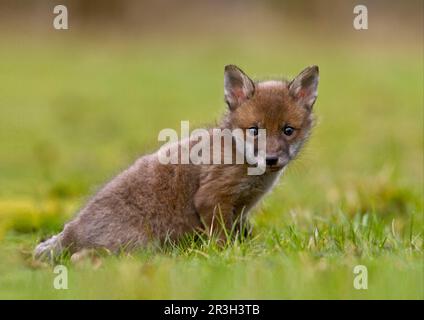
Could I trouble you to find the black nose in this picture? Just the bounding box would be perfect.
[266,156,279,166]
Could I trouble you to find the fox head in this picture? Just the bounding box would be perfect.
[222,64,319,171]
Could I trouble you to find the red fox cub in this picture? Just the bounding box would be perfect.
[35,64,319,259]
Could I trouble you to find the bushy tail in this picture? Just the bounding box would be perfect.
[34,232,64,260]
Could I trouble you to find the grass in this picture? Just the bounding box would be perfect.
[0,32,422,299]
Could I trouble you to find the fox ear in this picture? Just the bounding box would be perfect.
[224,65,255,110]
[289,65,319,110]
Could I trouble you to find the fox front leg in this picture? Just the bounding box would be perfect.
[194,193,235,244]
[233,212,254,239]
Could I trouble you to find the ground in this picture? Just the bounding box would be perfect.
[0,34,422,299]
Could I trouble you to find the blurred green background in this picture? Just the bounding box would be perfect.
[0,0,422,299]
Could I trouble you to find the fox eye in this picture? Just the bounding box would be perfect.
[283,126,295,136]
[248,126,259,136]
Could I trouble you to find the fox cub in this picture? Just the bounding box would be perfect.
[35,64,319,259]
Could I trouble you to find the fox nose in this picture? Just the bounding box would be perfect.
[266,156,279,166]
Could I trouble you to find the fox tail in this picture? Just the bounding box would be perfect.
[34,232,65,260]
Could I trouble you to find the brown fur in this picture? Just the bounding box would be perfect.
[34,65,319,259]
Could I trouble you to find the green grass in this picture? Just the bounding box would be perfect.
[0,33,422,299]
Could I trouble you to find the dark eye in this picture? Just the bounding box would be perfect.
[248,126,259,136]
[283,126,295,136]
